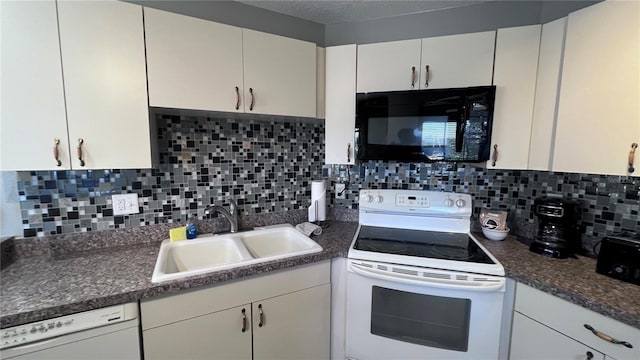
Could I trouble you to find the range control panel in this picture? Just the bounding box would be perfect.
[359,189,472,215]
[1,304,133,349]
[396,194,430,208]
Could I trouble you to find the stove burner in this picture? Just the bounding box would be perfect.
[428,244,474,261]
[365,242,409,254]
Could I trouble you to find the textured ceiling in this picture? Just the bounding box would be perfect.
[236,1,487,25]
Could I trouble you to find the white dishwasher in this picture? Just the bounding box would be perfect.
[0,302,140,359]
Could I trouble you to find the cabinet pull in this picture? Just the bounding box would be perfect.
[424,65,430,88]
[491,144,498,167]
[584,324,633,348]
[241,308,247,332]
[249,88,255,111]
[585,351,593,360]
[235,86,240,110]
[411,66,416,88]
[53,139,62,167]
[628,142,638,173]
[347,143,351,163]
[77,138,85,167]
[258,304,264,327]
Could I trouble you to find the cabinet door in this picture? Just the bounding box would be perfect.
[356,39,422,92]
[553,0,640,176]
[143,304,252,360]
[253,284,330,360]
[242,29,316,118]
[325,45,357,164]
[511,312,604,360]
[488,25,541,169]
[420,31,495,90]
[0,0,69,170]
[57,0,151,169]
[144,8,244,113]
[528,17,567,171]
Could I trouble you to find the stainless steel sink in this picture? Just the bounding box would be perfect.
[151,224,323,283]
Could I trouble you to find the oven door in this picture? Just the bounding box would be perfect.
[345,259,505,360]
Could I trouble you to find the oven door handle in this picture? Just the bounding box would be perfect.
[349,262,505,292]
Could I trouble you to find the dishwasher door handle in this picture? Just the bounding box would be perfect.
[349,262,505,292]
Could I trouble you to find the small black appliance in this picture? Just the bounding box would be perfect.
[530,196,581,259]
[596,232,640,286]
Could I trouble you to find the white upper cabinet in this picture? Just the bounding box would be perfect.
[145,8,244,113]
[420,31,496,90]
[528,17,567,171]
[58,0,151,169]
[553,0,640,176]
[242,29,317,118]
[325,45,357,165]
[489,25,541,169]
[356,39,422,92]
[356,31,495,93]
[1,0,69,170]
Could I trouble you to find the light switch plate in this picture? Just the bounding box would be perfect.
[112,194,139,216]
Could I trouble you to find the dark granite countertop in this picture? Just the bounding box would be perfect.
[477,233,640,329]
[2,221,639,330]
[0,222,358,329]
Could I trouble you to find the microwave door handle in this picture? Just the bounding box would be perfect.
[455,107,466,152]
[349,262,505,292]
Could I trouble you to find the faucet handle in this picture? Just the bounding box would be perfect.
[228,198,239,215]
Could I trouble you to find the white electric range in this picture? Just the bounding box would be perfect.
[346,189,506,360]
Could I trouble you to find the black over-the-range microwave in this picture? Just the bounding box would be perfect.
[355,86,496,163]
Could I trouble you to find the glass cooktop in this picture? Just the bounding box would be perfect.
[353,226,495,264]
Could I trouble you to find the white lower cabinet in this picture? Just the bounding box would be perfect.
[511,283,640,360]
[252,284,330,360]
[511,312,604,360]
[141,261,330,360]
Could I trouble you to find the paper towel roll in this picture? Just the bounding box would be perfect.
[308,180,327,222]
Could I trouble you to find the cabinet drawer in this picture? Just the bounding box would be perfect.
[142,260,330,330]
[515,283,639,360]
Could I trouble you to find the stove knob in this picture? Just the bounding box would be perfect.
[376,195,384,203]
[455,199,466,208]
[444,198,454,207]
[365,195,374,203]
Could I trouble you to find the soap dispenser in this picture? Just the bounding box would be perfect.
[186,214,198,239]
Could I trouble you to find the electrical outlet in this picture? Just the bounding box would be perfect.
[112,194,139,215]
[335,183,346,199]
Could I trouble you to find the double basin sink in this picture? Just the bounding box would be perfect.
[151,224,323,283]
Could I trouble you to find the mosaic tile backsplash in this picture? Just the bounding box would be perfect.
[12,113,639,255]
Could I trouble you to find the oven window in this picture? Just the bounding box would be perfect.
[371,286,471,352]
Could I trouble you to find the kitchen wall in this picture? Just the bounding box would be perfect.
[13,113,639,255]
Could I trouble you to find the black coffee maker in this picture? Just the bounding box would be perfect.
[530,196,581,259]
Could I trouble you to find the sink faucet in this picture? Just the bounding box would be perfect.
[205,198,239,233]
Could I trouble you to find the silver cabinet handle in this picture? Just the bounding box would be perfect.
[235,86,240,110]
[424,65,430,88]
[241,308,247,332]
[258,304,264,327]
[584,324,633,348]
[77,138,85,167]
[249,88,255,111]
[628,142,638,173]
[53,139,62,167]
[491,144,498,167]
[411,66,416,88]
